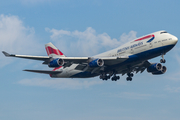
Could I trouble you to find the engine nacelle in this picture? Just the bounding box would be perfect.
[147,63,162,73]
[48,58,64,67]
[152,66,167,75]
[89,58,104,67]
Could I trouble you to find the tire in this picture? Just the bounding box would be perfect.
[163,59,166,63]
[160,59,166,63]
[130,73,134,77]
[126,77,132,81]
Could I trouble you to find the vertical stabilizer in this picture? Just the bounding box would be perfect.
[45,42,65,57]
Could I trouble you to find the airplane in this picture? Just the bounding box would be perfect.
[2,30,178,81]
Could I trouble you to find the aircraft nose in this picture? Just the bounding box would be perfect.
[172,36,178,45]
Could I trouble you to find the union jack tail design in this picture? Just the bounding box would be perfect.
[45,42,65,57]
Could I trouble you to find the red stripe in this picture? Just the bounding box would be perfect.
[45,47,50,56]
[53,66,62,71]
[45,46,64,56]
[134,35,153,41]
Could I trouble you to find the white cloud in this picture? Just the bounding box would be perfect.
[120,31,137,43]
[165,85,180,93]
[18,78,103,89]
[46,27,137,56]
[0,14,41,67]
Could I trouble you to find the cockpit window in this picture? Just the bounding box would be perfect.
[160,31,168,34]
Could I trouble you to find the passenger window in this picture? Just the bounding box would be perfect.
[162,39,167,42]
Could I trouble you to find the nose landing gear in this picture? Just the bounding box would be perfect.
[160,54,166,63]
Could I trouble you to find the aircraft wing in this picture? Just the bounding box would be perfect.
[23,69,62,74]
[100,56,129,66]
[120,60,151,76]
[74,56,129,72]
[64,56,128,70]
[3,51,128,66]
[2,51,50,61]
[62,56,128,65]
[2,51,89,65]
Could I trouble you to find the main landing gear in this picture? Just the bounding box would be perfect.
[111,75,120,81]
[99,72,120,81]
[100,72,134,82]
[160,54,166,63]
[126,73,133,81]
[99,73,110,80]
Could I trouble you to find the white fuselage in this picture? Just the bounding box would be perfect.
[51,31,178,78]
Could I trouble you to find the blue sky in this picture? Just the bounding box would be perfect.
[1,0,180,120]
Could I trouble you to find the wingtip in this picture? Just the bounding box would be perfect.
[23,69,32,72]
[2,51,10,57]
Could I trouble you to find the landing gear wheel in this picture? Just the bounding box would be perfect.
[111,77,115,81]
[126,77,132,81]
[130,73,134,77]
[160,59,166,63]
[127,73,134,77]
[111,76,120,81]
[100,73,110,81]
[160,54,166,63]
[163,59,166,63]
[106,75,110,79]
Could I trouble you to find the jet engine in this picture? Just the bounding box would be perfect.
[147,63,167,75]
[48,58,64,67]
[152,66,167,75]
[147,63,162,73]
[89,58,104,67]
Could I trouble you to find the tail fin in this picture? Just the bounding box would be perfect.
[45,42,65,57]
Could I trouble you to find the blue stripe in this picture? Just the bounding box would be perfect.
[147,37,155,43]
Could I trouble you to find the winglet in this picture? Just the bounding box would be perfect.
[2,51,13,57]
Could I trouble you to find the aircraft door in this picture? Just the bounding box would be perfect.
[149,43,153,48]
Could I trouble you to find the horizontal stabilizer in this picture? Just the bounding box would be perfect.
[23,69,62,74]
[2,51,13,57]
